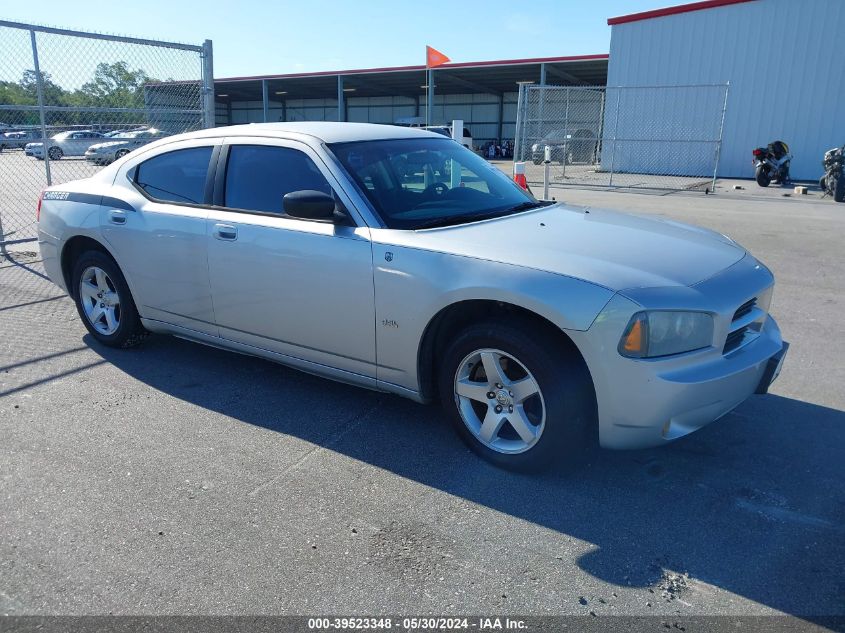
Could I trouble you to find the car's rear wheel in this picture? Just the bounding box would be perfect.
[438,320,595,471]
[71,250,147,348]
[48,146,63,160]
[115,149,129,160]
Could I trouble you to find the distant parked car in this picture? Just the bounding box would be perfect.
[85,129,166,165]
[1,130,42,150]
[531,128,598,165]
[425,125,474,151]
[26,130,107,160]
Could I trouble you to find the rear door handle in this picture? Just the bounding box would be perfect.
[213,223,238,241]
[108,210,127,225]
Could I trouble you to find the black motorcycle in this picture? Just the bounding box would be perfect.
[752,140,791,187]
[820,145,845,203]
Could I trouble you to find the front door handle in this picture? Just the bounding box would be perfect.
[213,223,238,241]
[108,210,127,225]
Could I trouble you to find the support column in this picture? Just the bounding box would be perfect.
[337,76,346,122]
[262,79,269,123]
[497,92,504,143]
[426,69,434,126]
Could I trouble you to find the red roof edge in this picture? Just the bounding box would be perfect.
[218,54,609,83]
[608,0,756,25]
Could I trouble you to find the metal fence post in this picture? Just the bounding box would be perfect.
[30,29,51,186]
[514,82,526,162]
[561,87,570,181]
[202,39,215,129]
[607,88,621,187]
[712,81,730,191]
[0,208,7,258]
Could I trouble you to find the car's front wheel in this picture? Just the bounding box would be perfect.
[438,320,595,471]
[48,146,63,160]
[71,250,147,348]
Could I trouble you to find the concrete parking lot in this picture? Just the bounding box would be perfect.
[1,180,844,622]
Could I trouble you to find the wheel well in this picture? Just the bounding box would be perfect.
[417,299,589,401]
[60,235,112,298]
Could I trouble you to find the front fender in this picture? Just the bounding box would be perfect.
[372,241,614,393]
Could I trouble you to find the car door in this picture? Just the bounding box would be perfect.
[100,137,220,336]
[65,132,90,156]
[205,137,376,379]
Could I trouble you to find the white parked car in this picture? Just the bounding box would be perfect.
[85,129,166,166]
[26,130,106,160]
[36,123,788,470]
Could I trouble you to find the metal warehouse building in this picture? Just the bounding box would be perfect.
[212,55,608,149]
[212,0,844,182]
[606,0,845,181]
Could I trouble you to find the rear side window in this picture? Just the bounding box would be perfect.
[223,145,332,214]
[134,147,212,205]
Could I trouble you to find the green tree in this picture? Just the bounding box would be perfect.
[80,61,150,108]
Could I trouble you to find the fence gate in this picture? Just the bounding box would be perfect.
[0,20,214,251]
[514,83,729,192]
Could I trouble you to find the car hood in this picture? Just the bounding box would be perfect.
[380,204,746,291]
[88,141,129,150]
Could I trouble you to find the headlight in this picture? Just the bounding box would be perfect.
[619,311,714,358]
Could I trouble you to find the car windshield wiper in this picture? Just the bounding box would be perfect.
[504,200,554,213]
[412,211,508,230]
[411,201,553,230]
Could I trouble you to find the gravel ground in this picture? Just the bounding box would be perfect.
[1,182,844,622]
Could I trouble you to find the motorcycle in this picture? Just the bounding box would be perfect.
[819,145,845,203]
[752,140,791,187]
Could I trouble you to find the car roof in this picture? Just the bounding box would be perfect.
[171,122,445,144]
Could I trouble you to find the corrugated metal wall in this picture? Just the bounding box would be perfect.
[607,0,845,180]
[224,92,520,146]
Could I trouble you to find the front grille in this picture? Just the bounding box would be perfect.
[733,298,757,321]
[723,328,747,353]
[723,297,758,354]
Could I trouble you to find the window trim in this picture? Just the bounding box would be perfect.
[128,144,220,209]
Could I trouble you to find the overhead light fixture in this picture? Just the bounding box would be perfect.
[275,90,287,95]
[516,81,535,85]
[343,88,356,92]
[420,85,429,89]
[218,93,229,97]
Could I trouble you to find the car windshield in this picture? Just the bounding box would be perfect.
[329,137,547,230]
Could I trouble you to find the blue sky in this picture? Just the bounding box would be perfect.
[4,1,663,78]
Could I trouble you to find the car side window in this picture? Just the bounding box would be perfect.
[134,146,213,205]
[223,145,333,215]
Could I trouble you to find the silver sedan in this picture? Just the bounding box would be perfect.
[36,123,787,470]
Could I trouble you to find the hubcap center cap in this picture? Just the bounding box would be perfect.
[495,389,511,407]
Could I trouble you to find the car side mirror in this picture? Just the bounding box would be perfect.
[283,190,337,221]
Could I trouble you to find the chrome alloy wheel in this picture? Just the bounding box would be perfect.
[79,266,121,335]
[453,348,546,454]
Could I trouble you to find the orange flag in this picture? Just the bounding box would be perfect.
[426,46,450,68]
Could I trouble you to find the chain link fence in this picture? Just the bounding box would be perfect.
[0,20,214,251]
[514,84,729,193]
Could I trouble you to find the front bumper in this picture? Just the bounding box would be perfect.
[570,255,788,449]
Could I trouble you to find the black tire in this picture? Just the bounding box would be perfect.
[755,165,771,187]
[438,319,596,472]
[48,146,63,160]
[115,149,129,160]
[71,250,147,348]
[834,174,845,203]
[819,176,828,193]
